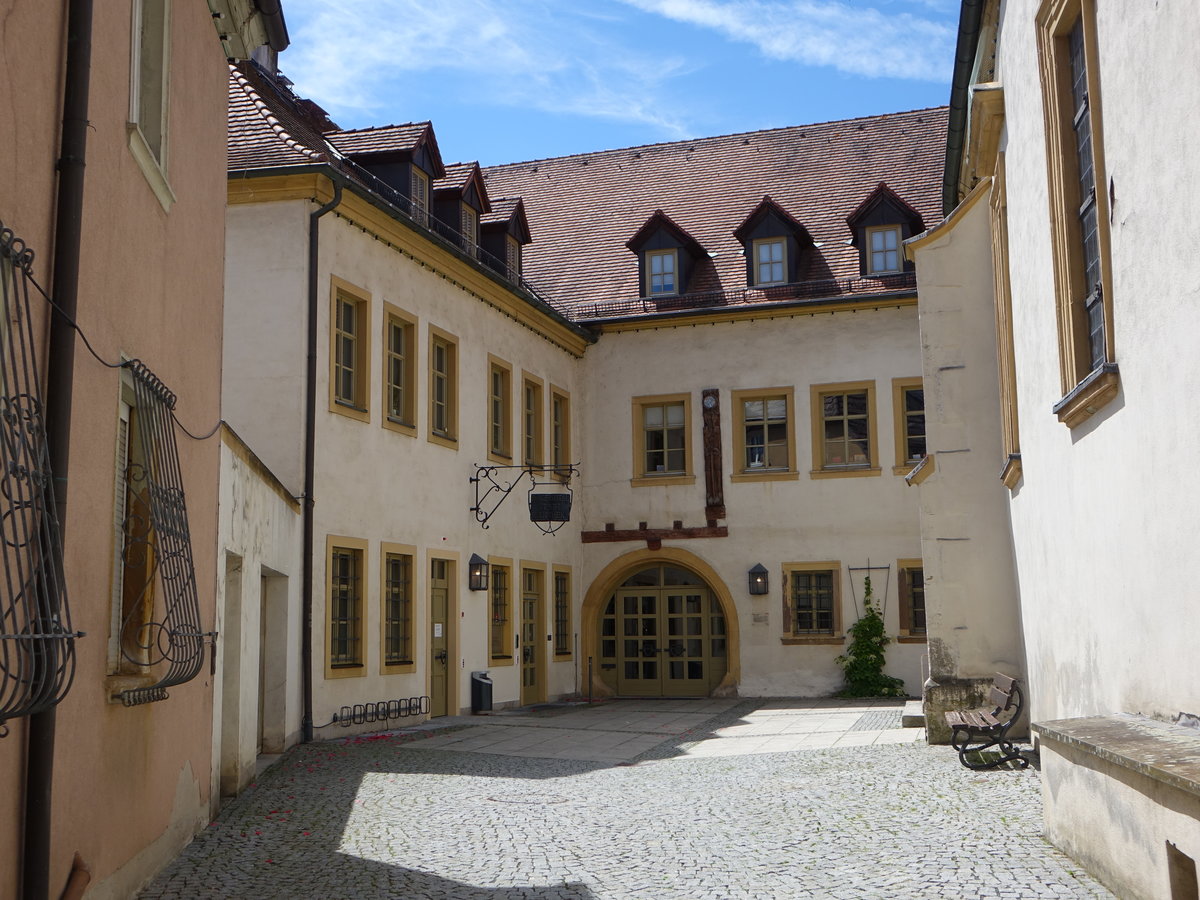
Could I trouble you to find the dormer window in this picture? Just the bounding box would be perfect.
[626,210,705,301]
[481,197,532,286]
[866,225,902,275]
[753,238,786,285]
[734,197,812,288]
[411,168,429,225]
[845,183,924,278]
[647,249,678,295]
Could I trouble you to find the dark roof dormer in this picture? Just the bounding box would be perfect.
[481,197,531,282]
[326,122,445,224]
[626,210,707,300]
[845,182,925,278]
[733,196,814,288]
[433,162,491,257]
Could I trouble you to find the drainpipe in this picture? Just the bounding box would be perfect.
[301,178,342,743]
[23,0,93,898]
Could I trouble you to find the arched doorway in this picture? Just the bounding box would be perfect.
[584,550,738,698]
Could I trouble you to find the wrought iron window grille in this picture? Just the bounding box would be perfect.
[115,358,215,706]
[470,462,580,535]
[0,222,82,738]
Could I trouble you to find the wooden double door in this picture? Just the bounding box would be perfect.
[599,566,727,697]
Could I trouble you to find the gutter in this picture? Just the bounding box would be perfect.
[301,182,342,743]
[251,0,289,52]
[943,0,985,216]
[228,164,596,345]
[24,0,93,897]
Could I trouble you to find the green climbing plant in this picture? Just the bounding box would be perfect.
[836,575,906,697]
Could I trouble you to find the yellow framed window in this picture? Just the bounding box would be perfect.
[866,225,902,275]
[553,567,572,658]
[551,386,571,473]
[327,538,367,673]
[461,203,478,255]
[891,377,926,473]
[489,560,513,664]
[410,167,429,225]
[810,381,879,478]
[382,550,414,666]
[330,278,371,421]
[732,388,796,478]
[487,356,512,461]
[632,394,693,484]
[383,305,416,434]
[646,249,677,296]
[897,560,926,638]
[781,562,842,642]
[428,326,458,446]
[523,374,543,467]
[753,238,786,285]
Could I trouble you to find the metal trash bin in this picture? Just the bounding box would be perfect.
[470,670,493,713]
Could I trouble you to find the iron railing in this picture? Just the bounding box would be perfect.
[0,223,80,737]
[570,271,918,321]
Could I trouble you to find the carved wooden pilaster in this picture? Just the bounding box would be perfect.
[701,387,725,520]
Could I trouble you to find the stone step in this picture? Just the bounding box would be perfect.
[902,699,926,728]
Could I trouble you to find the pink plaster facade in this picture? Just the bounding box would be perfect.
[0,1,234,895]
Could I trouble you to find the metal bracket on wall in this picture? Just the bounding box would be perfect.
[470,463,580,534]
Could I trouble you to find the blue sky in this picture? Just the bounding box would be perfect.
[279,0,960,166]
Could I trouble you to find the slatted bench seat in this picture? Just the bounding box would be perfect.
[944,672,1029,770]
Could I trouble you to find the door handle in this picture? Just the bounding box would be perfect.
[435,649,448,664]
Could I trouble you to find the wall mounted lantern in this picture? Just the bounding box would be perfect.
[468,554,490,592]
[748,563,769,595]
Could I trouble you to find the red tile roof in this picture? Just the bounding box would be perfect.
[227,64,329,171]
[482,108,947,320]
[327,122,430,156]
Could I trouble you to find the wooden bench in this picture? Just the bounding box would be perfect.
[944,673,1030,770]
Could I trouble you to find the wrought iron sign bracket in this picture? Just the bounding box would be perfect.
[470,463,580,534]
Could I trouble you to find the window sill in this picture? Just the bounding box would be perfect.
[630,473,696,488]
[105,672,156,703]
[382,662,416,674]
[1053,362,1119,428]
[809,466,881,480]
[331,398,370,424]
[1000,453,1022,490]
[325,663,365,679]
[731,469,799,483]
[489,655,515,667]
[383,416,416,438]
[554,651,573,660]
[892,461,925,476]
[781,635,845,645]
[428,431,459,450]
[127,124,175,213]
[487,449,513,464]
[895,634,927,644]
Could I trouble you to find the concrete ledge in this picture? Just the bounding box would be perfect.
[1033,714,1200,800]
[902,699,925,727]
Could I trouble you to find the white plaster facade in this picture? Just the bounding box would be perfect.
[911,2,1200,896]
[211,426,303,802]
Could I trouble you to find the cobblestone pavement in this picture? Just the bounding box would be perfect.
[141,699,1113,899]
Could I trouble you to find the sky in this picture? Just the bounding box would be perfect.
[278,0,961,167]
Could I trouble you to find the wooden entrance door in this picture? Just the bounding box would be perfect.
[603,565,727,697]
[520,567,544,706]
[429,559,449,717]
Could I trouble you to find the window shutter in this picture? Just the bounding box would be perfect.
[898,567,912,633]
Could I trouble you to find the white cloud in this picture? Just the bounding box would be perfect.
[281,0,694,137]
[614,0,955,81]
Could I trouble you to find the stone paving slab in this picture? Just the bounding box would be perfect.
[140,698,1114,899]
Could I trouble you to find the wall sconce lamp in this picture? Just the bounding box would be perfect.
[748,563,769,595]
[468,554,490,592]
